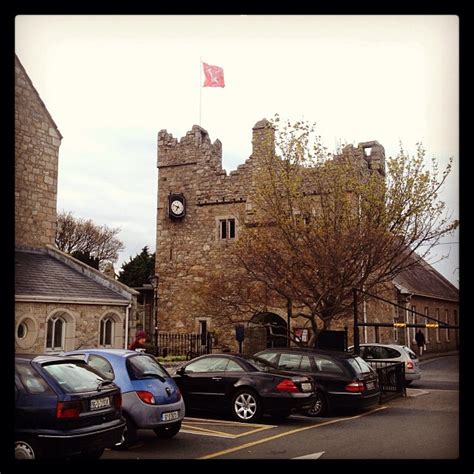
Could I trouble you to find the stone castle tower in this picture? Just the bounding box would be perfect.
[15,55,62,248]
[155,119,386,350]
[155,120,274,339]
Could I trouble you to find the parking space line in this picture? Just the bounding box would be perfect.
[199,406,388,459]
[184,417,276,428]
[180,427,235,438]
[181,417,277,439]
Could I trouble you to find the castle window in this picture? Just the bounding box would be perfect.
[219,218,236,240]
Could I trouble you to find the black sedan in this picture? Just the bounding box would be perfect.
[256,347,380,417]
[173,353,315,422]
[15,354,125,459]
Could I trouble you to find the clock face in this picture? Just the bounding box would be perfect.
[171,199,184,216]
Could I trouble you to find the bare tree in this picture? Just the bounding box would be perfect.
[193,116,458,342]
[55,211,124,270]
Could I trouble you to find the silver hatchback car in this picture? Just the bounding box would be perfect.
[349,343,422,385]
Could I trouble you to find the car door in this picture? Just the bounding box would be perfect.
[222,358,246,396]
[178,357,230,411]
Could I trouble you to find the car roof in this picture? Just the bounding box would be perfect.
[256,347,357,360]
[15,353,85,364]
[65,348,140,359]
[353,343,410,349]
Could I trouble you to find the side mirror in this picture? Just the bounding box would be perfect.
[176,366,186,376]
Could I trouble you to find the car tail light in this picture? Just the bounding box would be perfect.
[345,381,365,393]
[113,393,122,409]
[56,400,81,418]
[136,390,155,404]
[406,361,414,370]
[276,379,299,393]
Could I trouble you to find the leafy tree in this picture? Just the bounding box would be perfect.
[118,246,156,288]
[55,211,124,270]
[194,116,458,343]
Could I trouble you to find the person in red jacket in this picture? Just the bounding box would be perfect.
[129,330,147,351]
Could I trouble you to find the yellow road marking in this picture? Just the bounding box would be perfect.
[181,417,276,439]
[232,425,275,438]
[198,406,388,459]
[184,417,276,428]
[182,424,238,437]
[180,429,235,438]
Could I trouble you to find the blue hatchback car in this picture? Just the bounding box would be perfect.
[64,349,185,449]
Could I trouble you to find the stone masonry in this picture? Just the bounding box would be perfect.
[155,122,271,341]
[155,120,391,350]
[15,55,62,248]
[14,55,138,354]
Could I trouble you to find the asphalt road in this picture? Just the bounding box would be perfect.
[103,354,460,460]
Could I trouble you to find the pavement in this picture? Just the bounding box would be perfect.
[417,350,459,362]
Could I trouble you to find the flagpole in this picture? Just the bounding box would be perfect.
[199,57,202,126]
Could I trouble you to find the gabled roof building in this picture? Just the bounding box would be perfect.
[15,55,138,354]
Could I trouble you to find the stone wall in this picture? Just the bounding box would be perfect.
[155,120,275,347]
[15,301,126,354]
[404,295,459,354]
[15,55,61,248]
[154,119,458,354]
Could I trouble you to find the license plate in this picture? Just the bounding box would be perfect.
[366,381,375,390]
[162,410,179,422]
[301,382,312,392]
[90,396,111,411]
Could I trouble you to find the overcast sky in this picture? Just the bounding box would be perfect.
[15,15,459,286]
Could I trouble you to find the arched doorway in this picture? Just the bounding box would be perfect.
[250,312,288,349]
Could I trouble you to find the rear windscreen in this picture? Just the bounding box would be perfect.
[127,354,170,379]
[42,361,105,393]
[347,356,374,374]
[16,361,53,394]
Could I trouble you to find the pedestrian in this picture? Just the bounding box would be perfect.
[129,330,147,352]
[415,329,426,356]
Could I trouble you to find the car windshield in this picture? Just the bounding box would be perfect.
[347,356,374,374]
[128,354,169,379]
[42,361,106,393]
[244,355,280,372]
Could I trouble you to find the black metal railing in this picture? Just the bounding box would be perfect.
[367,361,406,402]
[156,332,212,359]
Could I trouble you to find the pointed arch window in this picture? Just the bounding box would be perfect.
[46,316,65,351]
[100,317,114,347]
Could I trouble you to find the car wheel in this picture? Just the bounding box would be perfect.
[15,439,40,460]
[305,391,328,417]
[112,415,137,450]
[153,421,182,438]
[231,388,262,423]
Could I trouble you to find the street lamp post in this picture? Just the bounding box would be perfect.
[149,274,159,356]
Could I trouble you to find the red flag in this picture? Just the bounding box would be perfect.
[202,62,225,87]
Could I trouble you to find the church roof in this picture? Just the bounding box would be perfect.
[15,247,132,303]
[393,255,459,302]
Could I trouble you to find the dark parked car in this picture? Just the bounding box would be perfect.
[15,354,125,460]
[64,349,185,449]
[173,353,315,422]
[255,347,380,417]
